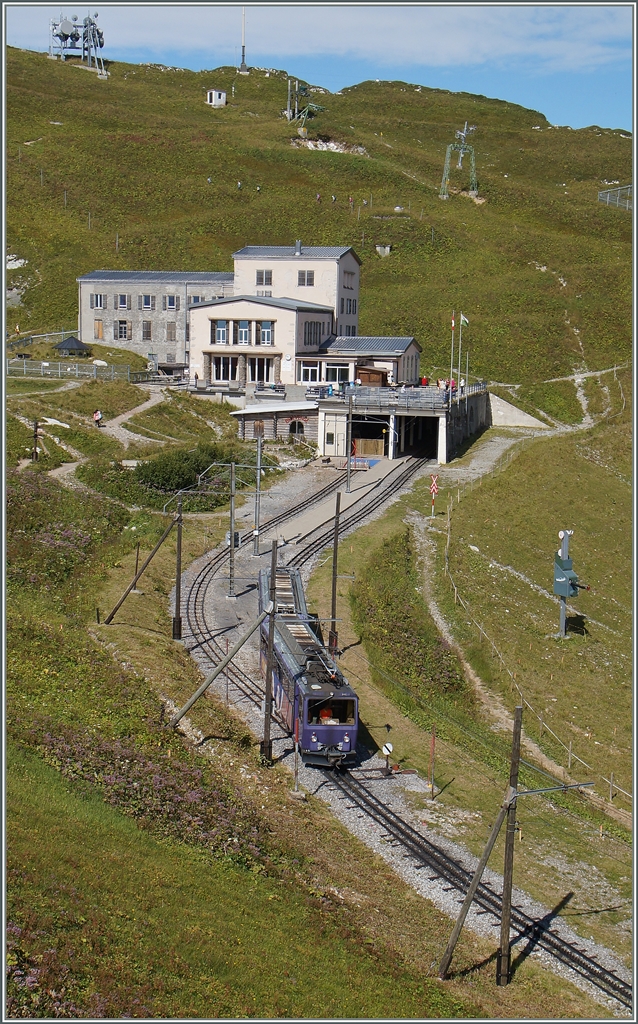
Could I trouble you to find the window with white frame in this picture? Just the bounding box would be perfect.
[298,271,314,286]
[257,321,273,345]
[297,361,319,383]
[213,356,238,381]
[163,295,180,311]
[325,363,349,382]
[117,294,130,310]
[238,320,250,344]
[117,320,130,340]
[139,294,155,310]
[90,293,104,309]
[214,320,227,343]
[249,357,272,383]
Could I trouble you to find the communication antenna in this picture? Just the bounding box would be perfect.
[48,11,107,78]
[239,6,249,73]
[440,121,478,200]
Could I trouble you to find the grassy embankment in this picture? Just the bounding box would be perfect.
[6,47,631,385]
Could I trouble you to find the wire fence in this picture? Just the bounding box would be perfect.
[597,185,632,211]
[441,448,632,810]
[6,358,151,383]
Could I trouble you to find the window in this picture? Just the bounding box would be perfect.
[117,294,130,310]
[94,319,103,340]
[213,356,238,381]
[213,320,227,344]
[249,357,272,382]
[257,321,273,345]
[117,320,130,340]
[346,298,351,314]
[166,353,176,363]
[163,295,180,311]
[298,270,314,286]
[298,361,319,383]
[303,321,322,346]
[326,432,335,445]
[142,321,152,341]
[256,270,272,286]
[343,271,355,289]
[289,421,304,436]
[139,294,155,311]
[190,295,202,304]
[344,324,357,337]
[326,364,349,382]
[90,293,104,309]
[340,297,345,314]
[238,320,250,344]
[353,299,357,314]
[166,322,176,343]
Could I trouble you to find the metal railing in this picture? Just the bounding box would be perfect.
[598,185,632,211]
[5,358,151,383]
[5,329,78,352]
[318,381,488,412]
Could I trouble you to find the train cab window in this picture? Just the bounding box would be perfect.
[307,699,355,725]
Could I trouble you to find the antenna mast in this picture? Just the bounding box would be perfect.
[239,6,249,73]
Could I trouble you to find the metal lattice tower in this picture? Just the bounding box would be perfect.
[439,122,478,200]
[49,12,106,78]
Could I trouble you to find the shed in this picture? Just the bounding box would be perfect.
[206,89,227,107]
[52,336,91,357]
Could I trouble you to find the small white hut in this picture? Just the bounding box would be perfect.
[206,89,226,108]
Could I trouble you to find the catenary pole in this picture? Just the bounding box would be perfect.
[449,311,455,406]
[261,540,277,762]
[228,462,236,597]
[172,499,183,640]
[329,491,341,656]
[346,391,353,493]
[253,433,262,555]
[497,705,523,985]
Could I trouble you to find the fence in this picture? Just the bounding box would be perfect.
[5,329,78,352]
[441,440,632,812]
[6,358,151,383]
[597,185,632,211]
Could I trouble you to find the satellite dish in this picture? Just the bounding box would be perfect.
[58,19,73,37]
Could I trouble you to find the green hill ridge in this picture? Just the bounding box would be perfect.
[6,46,632,382]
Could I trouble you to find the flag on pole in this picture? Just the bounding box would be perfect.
[460,313,469,326]
[451,316,455,329]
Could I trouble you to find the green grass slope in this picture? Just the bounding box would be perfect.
[6,48,631,381]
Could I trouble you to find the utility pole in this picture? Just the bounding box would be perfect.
[32,419,39,462]
[228,462,236,598]
[439,708,522,981]
[261,540,277,763]
[239,5,248,72]
[287,78,291,121]
[346,391,353,493]
[497,705,523,986]
[253,433,262,556]
[329,492,341,656]
[172,499,183,640]
[449,311,455,405]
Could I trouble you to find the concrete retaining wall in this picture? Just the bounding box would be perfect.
[489,392,549,428]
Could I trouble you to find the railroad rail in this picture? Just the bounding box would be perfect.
[324,771,631,1009]
[180,457,632,1011]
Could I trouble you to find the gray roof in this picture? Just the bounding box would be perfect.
[53,336,89,350]
[193,294,333,313]
[319,335,421,356]
[233,245,361,265]
[76,271,233,284]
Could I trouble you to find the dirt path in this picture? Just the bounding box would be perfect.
[99,387,167,449]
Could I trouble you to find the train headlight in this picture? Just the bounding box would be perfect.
[311,732,317,743]
[343,733,350,742]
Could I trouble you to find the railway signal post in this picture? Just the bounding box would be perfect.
[553,529,588,636]
[430,474,439,516]
[261,539,277,764]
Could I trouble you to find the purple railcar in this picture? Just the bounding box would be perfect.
[258,566,359,767]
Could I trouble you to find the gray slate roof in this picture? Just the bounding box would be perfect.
[53,336,89,351]
[319,336,420,356]
[77,271,233,283]
[193,295,333,312]
[233,245,361,264]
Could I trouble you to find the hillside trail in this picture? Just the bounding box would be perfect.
[99,386,167,449]
[404,374,631,827]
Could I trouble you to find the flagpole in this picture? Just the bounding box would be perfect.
[457,316,462,406]
[449,311,455,408]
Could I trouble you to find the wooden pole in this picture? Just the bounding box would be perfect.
[261,540,277,762]
[172,499,183,640]
[497,705,523,986]
[329,491,341,656]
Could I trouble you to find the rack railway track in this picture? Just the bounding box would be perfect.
[180,456,631,1012]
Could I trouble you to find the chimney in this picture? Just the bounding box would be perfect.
[295,239,302,255]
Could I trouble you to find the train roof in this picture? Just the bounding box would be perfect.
[258,566,356,698]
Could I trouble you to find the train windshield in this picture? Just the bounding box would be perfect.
[306,699,356,726]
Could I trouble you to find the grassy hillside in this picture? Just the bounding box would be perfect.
[6,47,632,381]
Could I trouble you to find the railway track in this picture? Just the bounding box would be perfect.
[180,455,632,1012]
[324,770,632,1010]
